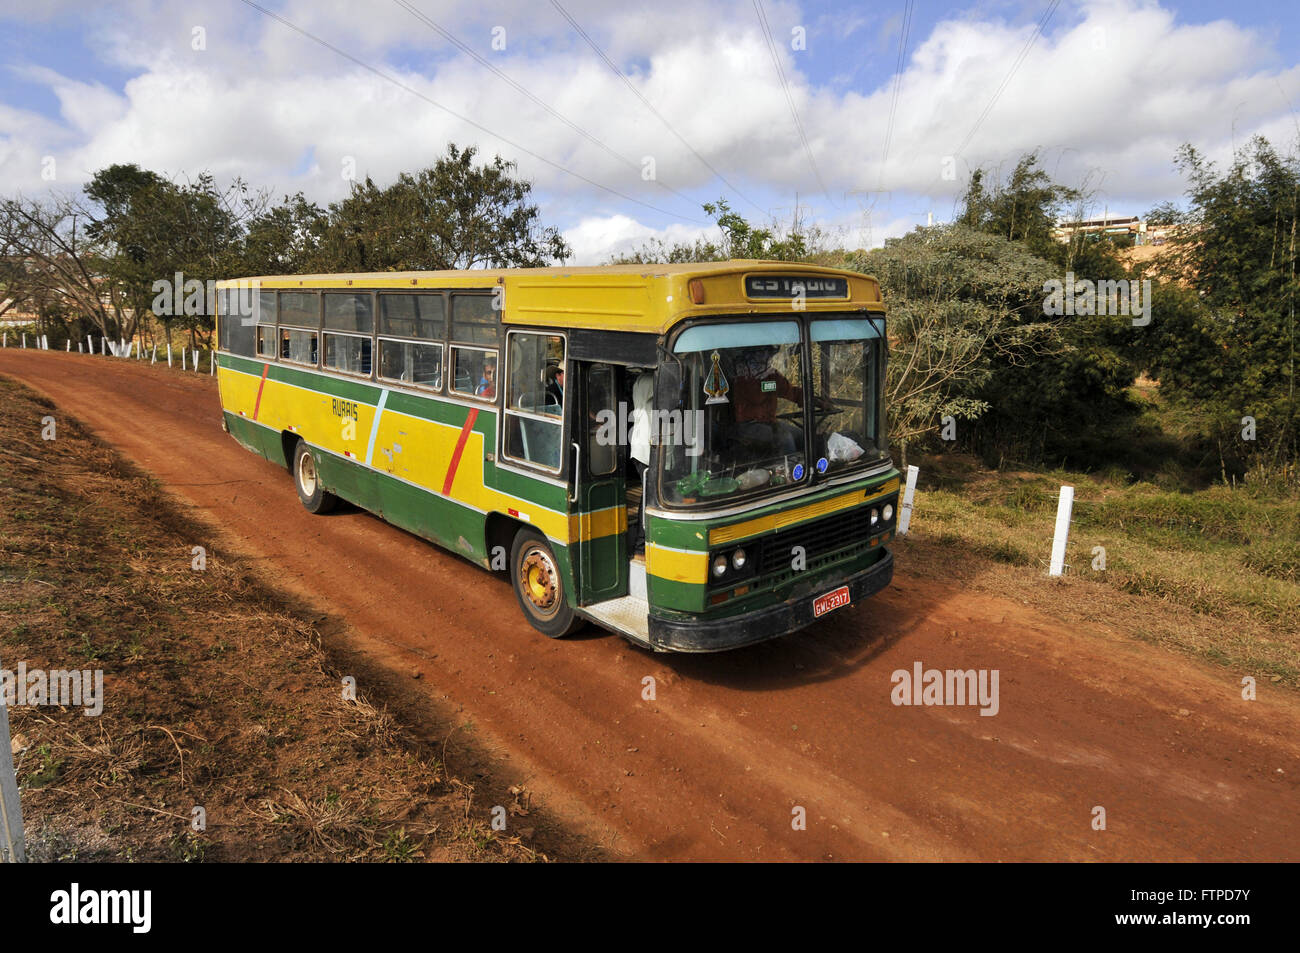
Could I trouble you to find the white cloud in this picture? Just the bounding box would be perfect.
[1,0,1298,248]
[562,214,721,264]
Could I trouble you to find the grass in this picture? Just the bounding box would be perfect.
[905,452,1300,687]
[0,376,575,862]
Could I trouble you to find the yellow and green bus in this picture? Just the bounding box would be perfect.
[214,261,899,651]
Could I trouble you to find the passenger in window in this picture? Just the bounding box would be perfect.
[476,356,497,399]
[544,364,564,408]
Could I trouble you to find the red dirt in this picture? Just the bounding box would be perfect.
[3,349,1298,861]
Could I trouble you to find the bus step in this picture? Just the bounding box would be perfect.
[583,594,650,644]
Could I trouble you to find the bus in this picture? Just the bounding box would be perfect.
[213,261,899,652]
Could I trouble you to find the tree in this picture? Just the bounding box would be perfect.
[313,144,570,271]
[608,198,826,264]
[959,151,1079,262]
[0,192,129,343]
[953,153,1144,465]
[852,224,1061,459]
[1144,136,1300,470]
[240,193,328,276]
[83,165,261,347]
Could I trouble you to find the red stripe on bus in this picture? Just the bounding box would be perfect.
[442,408,479,495]
[252,363,270,421]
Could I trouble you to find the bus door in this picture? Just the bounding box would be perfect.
[571,362,628,604]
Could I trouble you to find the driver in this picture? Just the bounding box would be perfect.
[731,346,803,455]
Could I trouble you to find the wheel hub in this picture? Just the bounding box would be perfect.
[519,548,559,613]
[298,452,317,495]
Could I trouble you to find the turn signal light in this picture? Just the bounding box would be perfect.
[689,279,706,304]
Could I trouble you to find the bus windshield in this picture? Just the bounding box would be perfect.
[660,316,883,506]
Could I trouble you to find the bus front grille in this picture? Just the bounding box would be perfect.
[756,505,877,577]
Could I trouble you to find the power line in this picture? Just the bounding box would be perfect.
[752,0,830,203]
[390,0,703,213]
[237,0,706,224]
[548,0,766,217]
[954,0,1061,159]
[879,0,914,189]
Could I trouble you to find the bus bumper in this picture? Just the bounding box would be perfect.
[646,548,894,653]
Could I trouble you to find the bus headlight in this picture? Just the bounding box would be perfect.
[882,503,894,522]
[732,548,747,570]
[712,554,729,578]
[870,507,880,527]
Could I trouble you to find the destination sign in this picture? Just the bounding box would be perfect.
[744,275,849,299]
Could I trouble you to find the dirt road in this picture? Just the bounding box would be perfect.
[3,349,1297,861]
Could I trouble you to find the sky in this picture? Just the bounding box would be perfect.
[2,0,1298,264]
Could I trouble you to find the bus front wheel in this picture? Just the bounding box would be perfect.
[293,440,339,514]
[510,529,582,638]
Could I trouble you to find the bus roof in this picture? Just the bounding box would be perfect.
[217,259,884,335]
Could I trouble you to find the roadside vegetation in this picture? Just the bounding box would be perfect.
[901,447,1299,689]
[0,378,582,861]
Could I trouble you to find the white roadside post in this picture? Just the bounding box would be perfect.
[897,465,920,535]
[1049,485,1075,577]
[66,340,70,351]
[21,334,26,348]
[181,348,186,371]
[166,343,172,367]
[0,652,27,863]
[151,345,157,365]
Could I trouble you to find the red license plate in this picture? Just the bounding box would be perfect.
[813,585,851,618]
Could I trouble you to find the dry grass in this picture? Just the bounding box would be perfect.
[0,377,584,862]
[902,453,1300,687]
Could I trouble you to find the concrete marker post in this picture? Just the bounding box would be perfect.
[0,652,27,863]
[897,465,920,535]
[1049,485,1074,577]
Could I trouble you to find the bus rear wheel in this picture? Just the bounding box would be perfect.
[510,529,582,638]
[293,439,338,514]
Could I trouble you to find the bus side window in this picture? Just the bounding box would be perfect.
[503,331,564,471]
